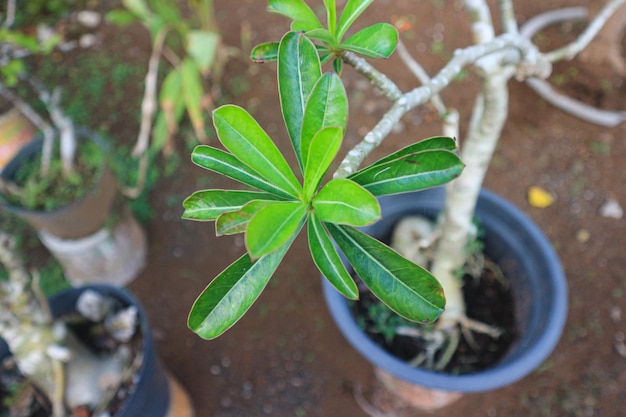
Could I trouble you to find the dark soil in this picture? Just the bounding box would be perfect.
[6,0,626,416]
[353,257,517,375]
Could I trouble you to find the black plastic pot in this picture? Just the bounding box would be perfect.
[0,129,117,239]
[1,285,170,416]
[322,188,568,393]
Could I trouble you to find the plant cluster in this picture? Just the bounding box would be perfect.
[183,0,464,340]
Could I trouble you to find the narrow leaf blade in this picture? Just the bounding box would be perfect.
[308,214,358,299]
[268,0,323,31]
[337,0,374,40]
[349,150,464,196]
[246,201,307,259]
[278,32,322,169]
[191,145,294,198]
[300,72,348,168]
[364,136,459,169]
[213,105,302,198]
[326,224,445,323]
[312,178,380,226]
[216,200,276,236]
[302,127,342,200]
[188,244,290,339]
[251,42,279,62]
[341,23,398,59]
[182,190,282,221]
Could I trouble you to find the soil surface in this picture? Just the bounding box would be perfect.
[26,0,626,416]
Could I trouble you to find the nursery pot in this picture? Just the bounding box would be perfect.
[1,285,193,417]
[322,188,568,405]
[0,129,117,239]
[49,285,171,416]
[0,130,147,286]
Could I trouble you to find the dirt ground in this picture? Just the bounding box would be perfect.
[112,1,626,416]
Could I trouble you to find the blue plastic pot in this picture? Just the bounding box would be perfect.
[322,188,568,393]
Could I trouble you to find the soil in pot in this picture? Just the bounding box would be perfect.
[4,137,104,212]
[352,254,517,375]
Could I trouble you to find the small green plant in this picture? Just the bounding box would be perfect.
[183,0,464,339]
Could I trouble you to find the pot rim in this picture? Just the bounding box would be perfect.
[322,187,568,393]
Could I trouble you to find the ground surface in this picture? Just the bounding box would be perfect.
[113,1,626,416]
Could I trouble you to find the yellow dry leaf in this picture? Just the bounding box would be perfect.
[528,186,555,208]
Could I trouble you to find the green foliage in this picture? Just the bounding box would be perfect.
[183,12,464,339]
[112,0,221,152]
[252,0,398,71]
[6,138,104,211]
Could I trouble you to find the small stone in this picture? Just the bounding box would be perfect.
[104,306,138,342]
[576,229,591,243]
[610,305,622,323]
[76,290,114,321]
[76,10,102,28]
[599,198,623,219]
[79,33,98,48]
[210,365,221,375]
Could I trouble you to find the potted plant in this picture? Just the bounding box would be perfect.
[0,232,194,417]
[180,0,621,412]
[0,1,148,286]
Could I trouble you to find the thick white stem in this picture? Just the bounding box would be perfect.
[432,71,510,331]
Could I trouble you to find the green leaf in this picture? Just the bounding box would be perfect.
[302,127,343,200]
[300,72,348,168]
[337,0,374,40]
[304,28,338,48]
[213,105,302,198]
[188,244,291,339]
[365,136,459,169]
[246,201,307,259]
[313,178,380,226]
[105,9,137,25]
[191,145,294,199]
[341,23,398,59]
[181,58,207,142]
[216,200,276,236]
[349,149,463,196]
[308,214,358,299]
[324,0,337,36]
[187,30,220,74]
[278,32,322,169]
[251,42,279,62]
[182,190,282,221]
[268,0,323,31]
[332,57,343,74]
[326,224,445,323]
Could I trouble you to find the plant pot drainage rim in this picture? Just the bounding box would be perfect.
[322,187,568,393]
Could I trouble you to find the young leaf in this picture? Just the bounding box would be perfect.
[336,0,374,40]
[323,0,337,36]
[216,200,277,236]
[364,136,459,169]
[188,244,291,340]
[308,214,358,300]
[304,29,338,49]
[268,0,323,31]
[246,201,307,259]
[187,30,220,74]
[251,42,280,62]
[326,224,445,323]
[213,105,302,198]
[191,145,294,199]
[302,127,343,200]
[182,190,282,221]
[300,72,348,168]
[181,58,208,142]
[278,32,322,169]
[312,178,380,226]
[349,149,463,196]
[341,23,398,59]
